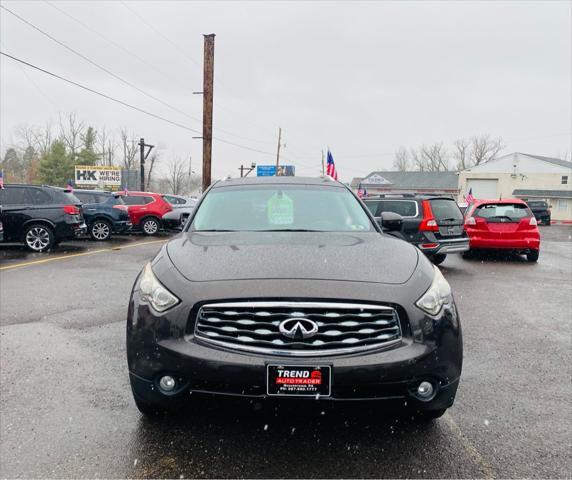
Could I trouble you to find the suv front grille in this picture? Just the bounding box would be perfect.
[194,301,402,356]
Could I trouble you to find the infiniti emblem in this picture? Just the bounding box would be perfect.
[279,318,319,340]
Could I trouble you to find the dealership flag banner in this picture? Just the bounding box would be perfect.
[357,182,367,198]
[0,169,4,189]
[326,149,338,180]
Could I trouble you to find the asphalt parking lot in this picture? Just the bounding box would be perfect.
[1,226,571,479]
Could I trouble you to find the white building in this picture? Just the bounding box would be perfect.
[458,153,572,222]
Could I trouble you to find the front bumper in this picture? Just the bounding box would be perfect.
[127,295,463,411]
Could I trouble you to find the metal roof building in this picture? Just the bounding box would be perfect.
[353,171,459,196]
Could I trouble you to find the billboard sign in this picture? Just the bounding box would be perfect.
[256,165,295,177]
[75,165,122,190]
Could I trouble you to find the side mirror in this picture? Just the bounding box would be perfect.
[380,211,403,232]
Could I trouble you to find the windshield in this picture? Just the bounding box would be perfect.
[190,185,374,232]
[365,199,418,217]
[475,203,532,222]
[527,201,548,209]
[430,199,464,221]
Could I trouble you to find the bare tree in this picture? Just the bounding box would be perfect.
[14,124,39,150]
[59,112,85,161]
[470,134,505,166]
[119,128,138,170]
[35,121,54,156]
[420,142,449,171]
[393,147,411,171]
[410,148,425,171]
[97,128,117,166]
[166,157,187,194]
[453,138,471,170]
[146,152,160,190]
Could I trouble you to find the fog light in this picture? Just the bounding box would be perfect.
[417,381,434,398]
[159,375,176,392]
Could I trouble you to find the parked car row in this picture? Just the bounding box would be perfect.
[363,194,541,263]
[0,184,198,251]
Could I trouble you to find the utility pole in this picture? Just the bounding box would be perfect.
[202,34,215,192]
[321,150,325,175]
[239,165,245,177]
[139,138,154,191]
[275,127,282,176]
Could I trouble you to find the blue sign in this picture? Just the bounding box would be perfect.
[257,165,276,176]
[257,165,295,177]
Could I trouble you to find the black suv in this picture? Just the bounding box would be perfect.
[364,194,469,264]
[525,200,551,226]
[73,190,131,241]
[0,184,86,251]
[127,177,462,422]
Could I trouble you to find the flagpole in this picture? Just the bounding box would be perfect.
[321,150,325,176]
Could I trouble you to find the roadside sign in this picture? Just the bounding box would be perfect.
[257,165,296,177]
[75,165,122,190]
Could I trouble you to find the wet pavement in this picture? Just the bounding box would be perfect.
[1,227,571,478]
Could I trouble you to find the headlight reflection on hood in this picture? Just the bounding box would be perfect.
[415,266,452,316]
[139,262,180,312]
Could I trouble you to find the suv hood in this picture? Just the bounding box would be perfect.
[165,232,419,284]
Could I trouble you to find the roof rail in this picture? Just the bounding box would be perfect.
[366,193,416,198]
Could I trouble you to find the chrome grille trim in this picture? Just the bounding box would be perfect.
[193,301,402,356]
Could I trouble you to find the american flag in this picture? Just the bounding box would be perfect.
[326,149,338,180]
[357,182,367,198]
[0,169,4,189]
[465,187,474,204]
[66,179,74,192]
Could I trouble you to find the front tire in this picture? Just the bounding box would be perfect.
[141,217,160,236]
[23,224,55,252]
[431,253,447,265]
[89,220,112,241]
[527,250,539,263]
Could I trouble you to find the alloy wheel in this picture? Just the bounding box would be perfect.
[92,222,111,240]
[25,227,51,251]
[143,219,159,235]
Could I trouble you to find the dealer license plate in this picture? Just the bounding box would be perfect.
[267,365,331,397]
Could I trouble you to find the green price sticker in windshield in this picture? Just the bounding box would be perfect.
[267,192,294,225]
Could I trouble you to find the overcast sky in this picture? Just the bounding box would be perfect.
[1,0,570,181]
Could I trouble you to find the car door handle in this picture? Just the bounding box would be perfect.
[87,208,97,211]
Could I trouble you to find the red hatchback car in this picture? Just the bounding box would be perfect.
[117,191,172,235]
[464,198,540,262]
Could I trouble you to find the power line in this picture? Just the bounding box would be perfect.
[4,3,278,147]
[120,1,202,69]
[1,51,280,157]
[0,4,203,125]
[44,1,277,146]
[0,51,201,133]
[119,0,281,139]
[44,0,193,93]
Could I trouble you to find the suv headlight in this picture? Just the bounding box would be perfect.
[415,266,452,316]
[139,263,179,312]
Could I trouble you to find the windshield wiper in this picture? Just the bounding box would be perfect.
[194,229,237,232]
